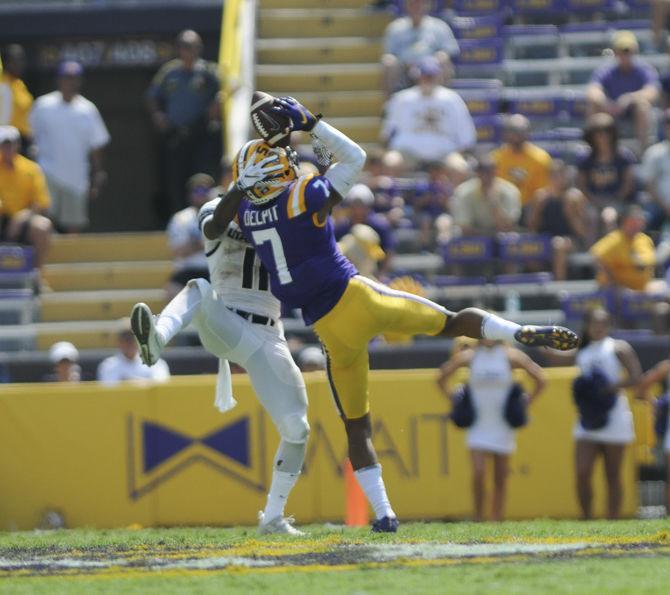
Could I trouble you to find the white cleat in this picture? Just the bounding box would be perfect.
[257,511,305,536]
[130,302,163,366]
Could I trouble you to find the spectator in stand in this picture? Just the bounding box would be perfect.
[586,30,659,152]
[147,30,221,220]
[382,0,459,97]
[360,148,404,214]
[437,339,546,521]
[411,159,452,248]
[492,114,552,211]
[382,55,476,165]
[577,113,637,234]
[528,160,591,281]
[0,45,33,151]
[591,205,656,292]
[338,223,386,279]
[165,173,214,299]
[435,152,474,246]
[451,154,521,237]
[97,318,170,386]
[0,126,52,272]
[335,184,396,275]
[46,341,81,383]
[640,109,670,232]
[30,61,110,234]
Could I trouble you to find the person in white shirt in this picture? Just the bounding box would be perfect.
[382,56,475,165]
[47,341,81,383]
[437,340,546,521]
[641,109,670,232]
[97,319,170,386]
[382,0,459,96]
[571,308,641,520]
[29,61,110,233]
[165,173,214,299]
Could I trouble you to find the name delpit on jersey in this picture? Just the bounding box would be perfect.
[243,205,280,227]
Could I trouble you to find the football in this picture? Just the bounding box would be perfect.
[250,91,291,146]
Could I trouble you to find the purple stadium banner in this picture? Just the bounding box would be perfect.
[453,39,503,66]
[560,290,615,320]
[497,234,552,262]
[473,115,502,143]
[510,0,557,11]
[0,246,34,273]
[442,237,494,264]
[448,14,504,40]
[451,0,507,14]
[459,91,500,116]
[620,292,666,320]
[508,96,563,118]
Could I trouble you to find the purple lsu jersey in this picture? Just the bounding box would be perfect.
[237,174,358,324]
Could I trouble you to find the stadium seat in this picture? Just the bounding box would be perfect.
[493,272,553,285]
[432,275,488,287]
[451,0,508,15]
[0,245,36,290]
[0,289,35,326]
[441,237,495,265]
[448,14,504,41]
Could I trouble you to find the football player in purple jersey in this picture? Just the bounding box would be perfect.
[207,94,579,532]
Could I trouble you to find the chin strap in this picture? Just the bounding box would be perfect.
[310,120,366,198]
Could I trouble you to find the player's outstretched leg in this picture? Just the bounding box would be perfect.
[443,307,579,350]
[131,279,206,366]
[130,303,163,366]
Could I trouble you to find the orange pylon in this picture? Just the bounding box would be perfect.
[344,458,369,526]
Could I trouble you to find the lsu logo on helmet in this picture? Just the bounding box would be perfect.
[233,139,298,205]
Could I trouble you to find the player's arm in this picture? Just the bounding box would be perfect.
[203,151,284,239]
[203,187,244,240]
[273,97,366,217]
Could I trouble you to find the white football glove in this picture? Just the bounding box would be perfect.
[235,152,284,195]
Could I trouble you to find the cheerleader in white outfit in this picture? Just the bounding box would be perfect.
[437,340,546,521]
[637,355,670,516]
[573,308,641,519]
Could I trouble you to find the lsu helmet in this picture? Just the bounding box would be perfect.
[232,139,299,205]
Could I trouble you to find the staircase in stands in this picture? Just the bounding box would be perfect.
[256,0,390,146]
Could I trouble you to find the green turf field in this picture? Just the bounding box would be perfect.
[1,519,669,594]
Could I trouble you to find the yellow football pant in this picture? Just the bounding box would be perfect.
[313,276,449,419]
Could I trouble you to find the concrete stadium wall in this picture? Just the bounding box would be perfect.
[0,369,647,530]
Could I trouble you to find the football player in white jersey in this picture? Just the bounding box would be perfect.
[130,176,309,536]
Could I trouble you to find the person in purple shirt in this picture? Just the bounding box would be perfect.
[586,30,659,152]
[576,113,638,235]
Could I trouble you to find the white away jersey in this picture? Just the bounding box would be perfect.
[198,197,281,320]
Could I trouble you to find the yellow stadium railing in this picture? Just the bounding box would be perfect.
[219,0,243,156]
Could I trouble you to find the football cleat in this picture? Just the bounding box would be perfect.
[514,325,579,351]
[257,511,305,536]
[130,302,163,366]
[371,516,399,533]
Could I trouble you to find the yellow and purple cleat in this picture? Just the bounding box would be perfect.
[514,325,579,351]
